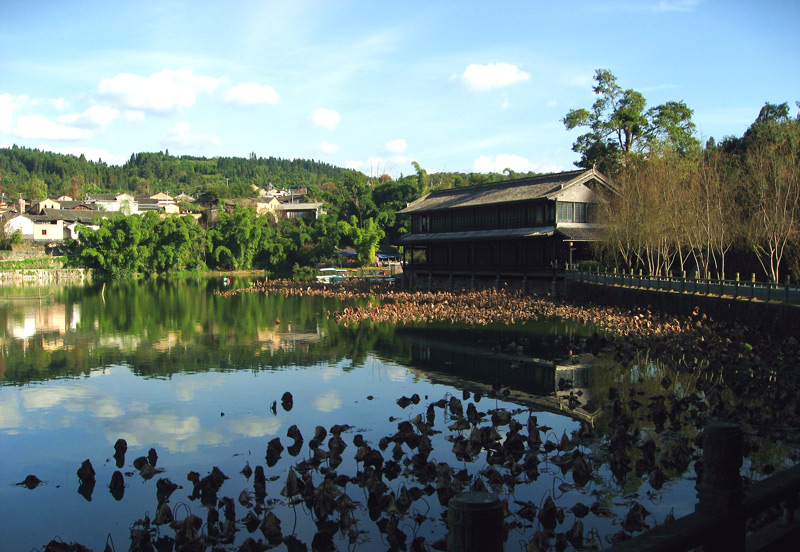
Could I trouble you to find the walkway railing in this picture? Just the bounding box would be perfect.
[605,422,800,552]
[566,269,800,305]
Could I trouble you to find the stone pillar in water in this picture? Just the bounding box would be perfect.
[447,491,504,552]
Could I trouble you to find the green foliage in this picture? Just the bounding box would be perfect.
[563,69,699,174]
[0,147,353,199]
[338,215,385,266]
[78,213,208,279]
[207,204,273,270]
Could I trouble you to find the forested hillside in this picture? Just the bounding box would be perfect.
[0,146,536,203]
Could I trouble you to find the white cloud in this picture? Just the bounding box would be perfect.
[319,140,339,154]
[224,82,280,106]
[308,108,340,130]
[0,93,22,133]
[98,69,222,115]
[473,153,562,174]
[14,114,91,140]
[455,62,531,92]
[162,121,221,150]
[655,0,699,12]
[58,105,120,131]
[384,138,407,154]
[123,110,146,121]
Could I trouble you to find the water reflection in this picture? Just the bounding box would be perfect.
[3,279,780,551]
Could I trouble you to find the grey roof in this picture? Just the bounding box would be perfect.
[556,226,604,242]
[41,209,106,223]
[276,202,323,211]
[399,226,556,244]
[58,201,93,210]
[397,168,613,215]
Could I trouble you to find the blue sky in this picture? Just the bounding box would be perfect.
[1,0,798,178]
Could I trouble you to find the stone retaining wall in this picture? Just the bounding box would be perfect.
[566,280,800,337]
[0,268,90,284]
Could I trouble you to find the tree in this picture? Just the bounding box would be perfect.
[739,103,800,282]
[338,216,385,266]
[563,69,698,174]
[207,204,270,270]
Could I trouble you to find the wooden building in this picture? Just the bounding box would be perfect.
[396,168,617,290]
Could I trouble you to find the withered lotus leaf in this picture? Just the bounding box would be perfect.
[238,489,253,508]
[538,495,558,531]
[281,468,299,497]
[470,477,488,493]
[313,478,340,520]
[622,502,650,533]
[448,396,463,417]
[114,438,127,455]
[572,454,592,487]
[147,447,158,467]
[328,434,346,456]
[154,502,173,525]
[565,519,584,547]
[287,424,303,442]
[77,459,95,483]
[17,475,44,489]
[260,512,283,545]
[570,502,589,518]
[283,535,307,552]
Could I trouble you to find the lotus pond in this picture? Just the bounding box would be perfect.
[0,279,794,551]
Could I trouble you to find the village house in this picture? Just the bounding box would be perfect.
[396,167,617,290]
[2,192,184,243]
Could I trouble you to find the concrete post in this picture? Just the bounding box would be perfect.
[696,420,744,552]
[447,491,504,552]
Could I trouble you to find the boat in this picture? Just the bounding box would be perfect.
[315,268,349,284]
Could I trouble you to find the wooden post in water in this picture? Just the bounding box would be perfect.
[447,491,504,552]
[696,420,744,552]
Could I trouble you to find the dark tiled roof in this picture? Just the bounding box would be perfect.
[58,201,93,210]
[276,202,323,210]
[397,169,610,214]
[556,226,604,241]
[399,226,556,244]
[41,209,106,223]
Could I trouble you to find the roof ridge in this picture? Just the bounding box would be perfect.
[425,168,589,197]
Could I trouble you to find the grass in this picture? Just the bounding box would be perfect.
[0,256,68,270]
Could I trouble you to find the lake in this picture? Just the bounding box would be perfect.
[0,278,755,551]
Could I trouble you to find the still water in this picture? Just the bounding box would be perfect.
[0,279,697,551]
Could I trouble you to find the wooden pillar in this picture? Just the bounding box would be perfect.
[447,491,503,552]
[696,420,744,552]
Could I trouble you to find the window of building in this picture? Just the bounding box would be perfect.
[534,204,544,224]
[574,202,587,223]
[556,202,574,223]
[556,201,592,223]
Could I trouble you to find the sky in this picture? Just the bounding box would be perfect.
[1,0,798,179]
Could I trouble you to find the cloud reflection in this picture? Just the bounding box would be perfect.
[314,389,342,413]
[225,415,281,438]
[0,394,23,433]
[168,374,226,401]
[104,412,226,453]
[21,385,124,418]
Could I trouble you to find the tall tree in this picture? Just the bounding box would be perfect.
[739,103,800,282]
[563,69,699,174]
